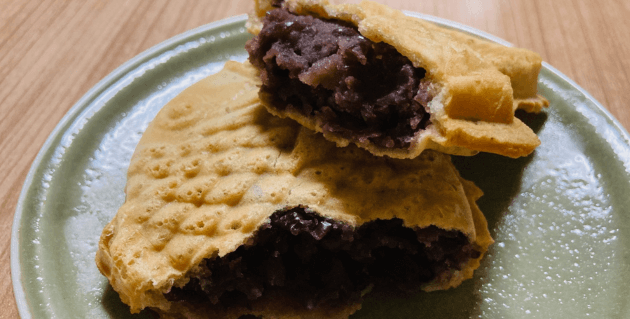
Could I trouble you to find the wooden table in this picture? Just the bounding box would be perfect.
[1,0,629,317]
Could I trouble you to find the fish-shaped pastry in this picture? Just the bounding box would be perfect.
[95,61,493,318]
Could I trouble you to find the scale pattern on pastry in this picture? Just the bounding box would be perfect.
[95,61,493,318]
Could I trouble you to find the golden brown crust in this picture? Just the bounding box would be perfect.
[515,94,550,113]
[431,23,550,112]
[437,116,541,158]
[96,61,492,317]
[248,0,547,158]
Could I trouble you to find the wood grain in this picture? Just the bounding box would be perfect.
[1,0,629,317]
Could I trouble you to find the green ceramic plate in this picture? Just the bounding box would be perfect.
[12,13,630,319]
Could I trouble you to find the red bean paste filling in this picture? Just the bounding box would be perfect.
[246,8,432,149]
[165,207,480,311]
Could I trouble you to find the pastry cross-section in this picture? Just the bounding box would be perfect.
[247,0,549,158]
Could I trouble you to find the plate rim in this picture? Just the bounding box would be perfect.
[10,12,630,319]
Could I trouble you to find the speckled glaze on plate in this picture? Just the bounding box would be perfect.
[11,13,630,319]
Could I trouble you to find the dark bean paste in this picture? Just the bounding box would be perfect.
[165,207,479,311]
[246,9,432,149]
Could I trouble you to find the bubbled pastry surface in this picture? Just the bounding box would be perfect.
[95,61,492,315]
